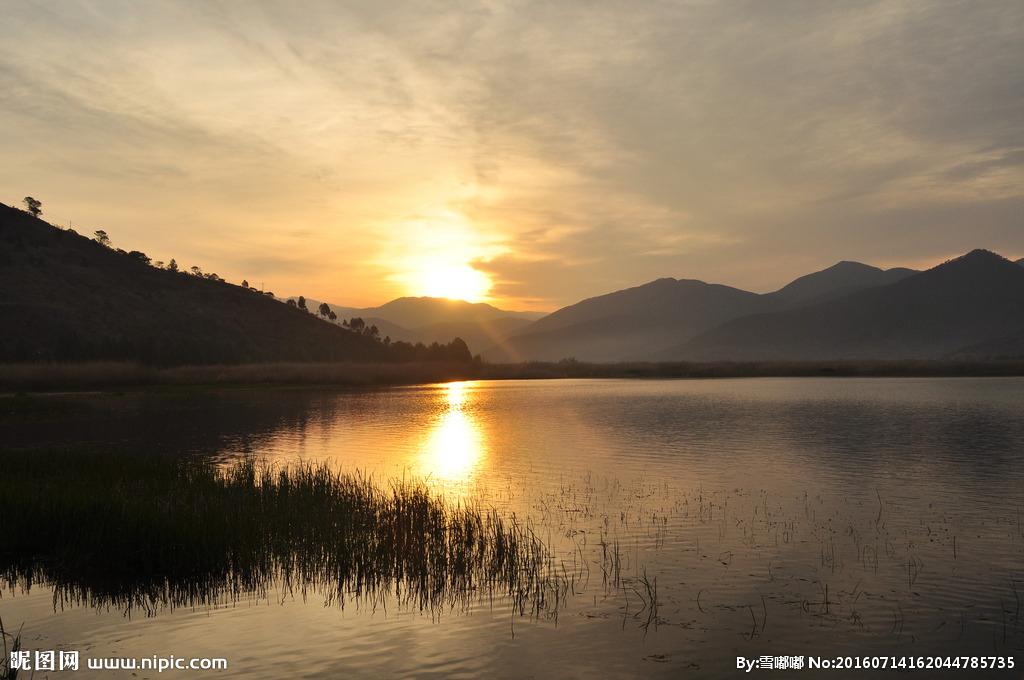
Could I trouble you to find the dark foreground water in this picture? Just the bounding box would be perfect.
[2,378,1024,678]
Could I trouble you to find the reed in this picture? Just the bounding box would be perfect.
[0,618,21,680]
[0,451,555,617]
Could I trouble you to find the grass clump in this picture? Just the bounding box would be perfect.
[0,451,553,617]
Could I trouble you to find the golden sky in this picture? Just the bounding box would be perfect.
[2,1,1023,310]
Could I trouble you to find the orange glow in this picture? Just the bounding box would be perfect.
[416,382,485,483]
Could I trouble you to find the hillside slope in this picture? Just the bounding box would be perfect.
[0,204,400,364]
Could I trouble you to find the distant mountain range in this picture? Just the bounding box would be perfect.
[289,296,543,355]
[483,251,1024,362]
[672,250,1024,361]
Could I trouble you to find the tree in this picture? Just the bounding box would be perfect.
[328,310,337,321]
[448,337,472,363]
[348,317,365,333]
[127,250,151,265]
[318,302,333,319]
[241,279,249,289]
[93,230,110,247]
[298,296,307,311]
[22,196,42,217]
[190,265,203,276]
[167,259,179,272]
[286,299,297,307]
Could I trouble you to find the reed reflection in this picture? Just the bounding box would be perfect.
[416,381,487,483]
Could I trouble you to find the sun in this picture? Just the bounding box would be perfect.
[414,263,492,302]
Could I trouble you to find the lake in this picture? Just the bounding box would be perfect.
[2,378,1023,678]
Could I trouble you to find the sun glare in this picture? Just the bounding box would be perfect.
[416,382,486,483]
[415,263,492,302]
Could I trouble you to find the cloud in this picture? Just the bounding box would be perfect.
[1,0,1022,307]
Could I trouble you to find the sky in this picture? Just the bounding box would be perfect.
[2,0,1022,311]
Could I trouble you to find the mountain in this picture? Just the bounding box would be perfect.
[766,261,917,307]
[482,260,920,362]
[482,278,766,362]
[338,297,542,329]
[295,296,541,356]
[0,204,457,365]
[671,250,1024,361]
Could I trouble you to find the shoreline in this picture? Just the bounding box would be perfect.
[2,359,1023,394]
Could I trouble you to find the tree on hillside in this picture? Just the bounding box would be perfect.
[298,296,307,311]
[318,302,333,319]
[190,265,203,277]
[347,317,366,333]
[167,259,179,272]
[241,279,249,289]
[127,250,151,264]
[93,230,110,247]
[286,299,297,307]
[328,309,337,321]
[22,196,42,217]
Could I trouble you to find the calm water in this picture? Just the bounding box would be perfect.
[3,378,1024,678]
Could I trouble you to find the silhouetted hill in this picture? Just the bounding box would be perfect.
[766,261,917,307]
[483,278,765,361]
[0,204,469,365]
[670,250,1024,361]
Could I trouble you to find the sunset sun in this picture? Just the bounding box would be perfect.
[413,262,492,303]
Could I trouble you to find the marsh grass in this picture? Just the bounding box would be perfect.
[0,618,22,680]
[0,452,555,618]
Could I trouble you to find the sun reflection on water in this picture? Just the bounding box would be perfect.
[416,381,486,484]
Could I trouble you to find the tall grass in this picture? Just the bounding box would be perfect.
[0,452,554,617]
[0,618,22,680]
